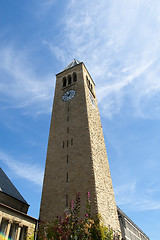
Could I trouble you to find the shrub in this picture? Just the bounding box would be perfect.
[38,193,120,240]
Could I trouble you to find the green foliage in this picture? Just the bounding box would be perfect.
[38,193,120,240]
[26,233,34,240]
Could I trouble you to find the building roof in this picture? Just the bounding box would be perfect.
[0,203,37,222]
[63,59,80,71]
[0,168,28,205]
[117,206,149,239]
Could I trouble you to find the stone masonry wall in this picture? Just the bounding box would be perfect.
[0,204,36,239]
[40,63,98,221]
[82,64,121,233]
[39,62,121,236]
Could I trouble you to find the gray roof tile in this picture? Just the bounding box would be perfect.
[63,59,80,71]
[0,168,28,205]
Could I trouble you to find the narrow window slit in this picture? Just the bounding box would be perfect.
[66,172,68,183]
[71,139,73,146]
[66,195,68,207]
[67,155,69,163]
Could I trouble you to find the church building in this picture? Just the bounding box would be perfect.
[0,168,37,240]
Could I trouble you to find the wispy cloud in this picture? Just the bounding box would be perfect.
[1,0,160,120]
[34,0,57,16]
[0,46,54,115]
[42,41,67,64]
[44,0,160,119]
[115,180,160,212]
[0,150,43,186]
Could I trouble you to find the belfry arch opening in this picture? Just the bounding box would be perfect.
[62,77,67,87]
[68,75,72,85]
[73,72,77,82]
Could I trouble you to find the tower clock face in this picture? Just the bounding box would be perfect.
[62,90,76,101]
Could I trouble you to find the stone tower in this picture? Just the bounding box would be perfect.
[39,60,121,233]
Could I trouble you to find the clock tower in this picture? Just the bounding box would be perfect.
[39,60,121,233]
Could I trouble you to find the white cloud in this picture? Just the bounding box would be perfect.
[45,0,160,119]
[0,46,54,115]
[115,181,160,212]
[34,0,57,16]
[1,0,160,120]
[42,41,67,64]
[0,150,43,186]
[115,182,136,206]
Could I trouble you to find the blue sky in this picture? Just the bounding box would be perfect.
[0,0,160,239]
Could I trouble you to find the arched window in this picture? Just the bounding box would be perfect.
[73,73,77,82]
[63,77,67,87]
[68,75,72,85]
